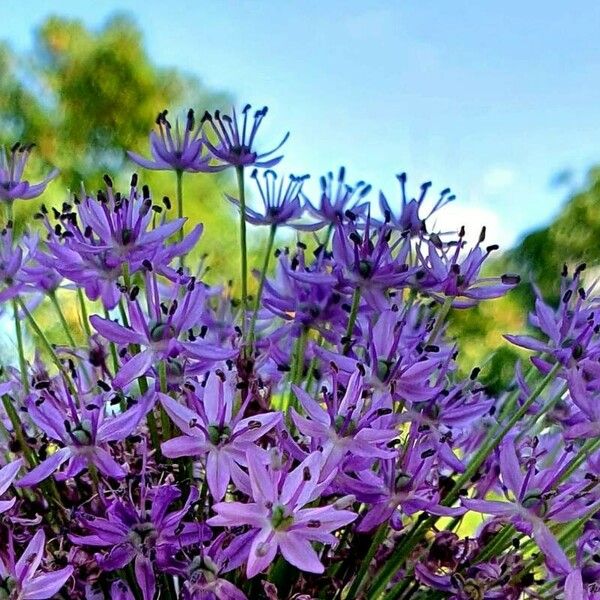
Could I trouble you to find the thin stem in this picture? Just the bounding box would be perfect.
[176,169,184,268]
[176,169,184,237]
[12,298,29,394]
[103,307,120,375]
[77,288,92,339]
[285,328,308,412]
[49,291,77,347]
[5,200,14,224]
[158,361,171,440]
[428,296,453,344]
[235,166,248,337]
[248,223,276,350]
[138,374,160,454]
[343,288,361,355]
[17,297,76,394]
[346,523,388,598]
[2,394,36,467]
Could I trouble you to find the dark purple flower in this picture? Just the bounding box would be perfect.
[378,173,454,237]
[90,274,237,389]
[303,167,371,230]
[0,530,73,599]
[202,105,288,169]
[227,169,317,230]
[128,109,214,172]
[17,390,154,486]
[0,143,58,202]
[208,451,356,577]
[70,485,209,600]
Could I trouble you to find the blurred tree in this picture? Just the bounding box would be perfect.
[507,166,600,302]
[0,14,274,359]
[0,13,273,281]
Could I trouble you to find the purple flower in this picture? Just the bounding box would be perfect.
[70,485,209,600]
[462,436,593,575]
[415,228,520,307]
[0,458,22,514]
[128,109,214,172]
[378,173,454,237]
[332,219,413,310]
[291,368,398,469]
[180,533,250,600]
[260,246,346,343]
[0,530,73,599]
[160,369,282,500]
[340,447,464,533]
[303,167,371,229]
[0,143,58,202]
[208,451,357,577]
[17,390,154,486]
[90,274,237,388]
[202,105,288,169]
[227,169,318,230]
[41,177,202,309]
[0,223,30,303]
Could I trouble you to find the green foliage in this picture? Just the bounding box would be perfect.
[508,167,600,302]
[0,14,267,282]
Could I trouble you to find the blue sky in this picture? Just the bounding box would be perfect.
[2,0,600,247]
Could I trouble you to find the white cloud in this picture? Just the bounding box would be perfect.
[431,202,512,249]
[482,166,516,194]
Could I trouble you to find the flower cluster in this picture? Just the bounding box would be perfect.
[0,106,595,600]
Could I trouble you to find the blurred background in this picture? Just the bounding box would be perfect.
[2,1,600,387]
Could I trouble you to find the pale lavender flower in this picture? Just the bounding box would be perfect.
[160,369,281,500]
[208,451,357,577]
[0,458,22,514]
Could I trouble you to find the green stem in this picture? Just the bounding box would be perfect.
[428,296,453,344]
[17,297,76,394]
[137,374,160,454]
[12,298,29,394]
[5,200,14,223]
[368,363,561,599]
[285,328,308,412]
[235,166,248,337]
[516,383,568,442]
[49,291,77,347]
[248,223,276,350]
[343,288,361,355]
[103,307,120,375]
[473,523,517,563]
[77,288,92,339]
[176,169,184,268]
[2,394,36,467]
[346,523,388,598]
[158,361,171,439]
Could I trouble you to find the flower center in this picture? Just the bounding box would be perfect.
[208,424,231,446]
[270,504,294,531]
